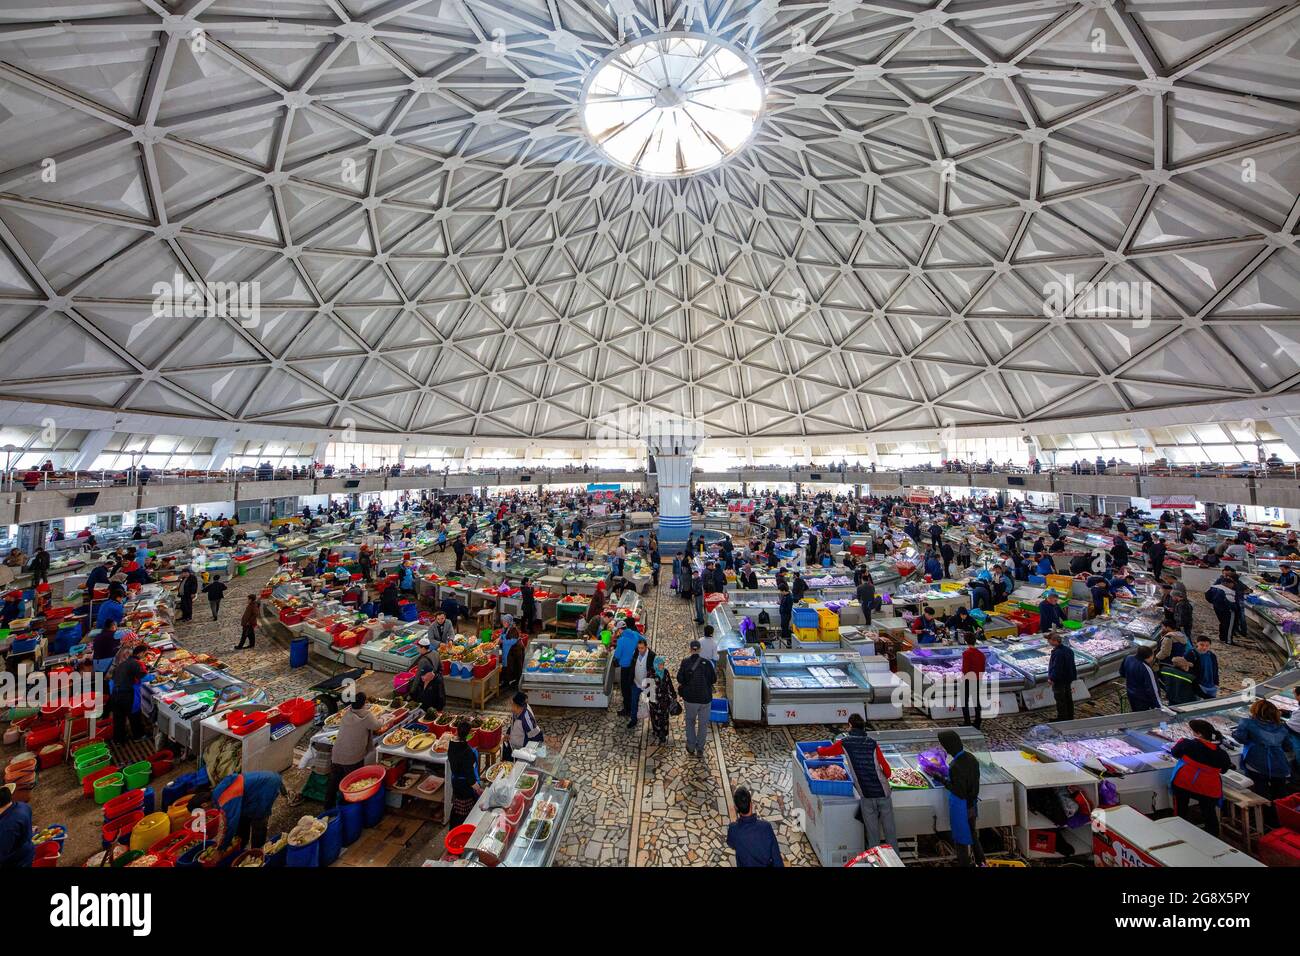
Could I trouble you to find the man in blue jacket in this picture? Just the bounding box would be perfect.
[1038,591,1065,631]
[612,620,642,717]
[726,787,783,867]
[1183,636,1220,699]
[1120,647,1162,712]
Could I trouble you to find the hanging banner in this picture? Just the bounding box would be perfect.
[907,490,934,505]
[1149,495,1196,510]
[727,498,756,514]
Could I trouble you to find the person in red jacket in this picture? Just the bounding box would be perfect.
[1169,719,1232,837]
[960,633,986,729]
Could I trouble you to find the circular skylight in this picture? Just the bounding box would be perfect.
[582,34,764,178]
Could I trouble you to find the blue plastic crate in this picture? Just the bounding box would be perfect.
[792,608,819,628]
[728,652,762,676]
[709,698,729,723]
[795,740,834,763]
[804,758,855,797]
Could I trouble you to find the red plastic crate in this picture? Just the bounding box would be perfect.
[1257,828,1300,866]
[1276,792,1300,833]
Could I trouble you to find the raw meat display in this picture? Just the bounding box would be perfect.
[1067,630,1130,658]
[888,767,930,789]
[808,764,850,781]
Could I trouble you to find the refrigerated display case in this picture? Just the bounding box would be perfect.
[873,727,1015,839]
[997,636,1099,684]
[520,639,614,708]
[896,644,1028,719]
[1061,622,1135,679]
[762,649,872,725]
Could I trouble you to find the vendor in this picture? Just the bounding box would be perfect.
[910,606,940,644]
[1278,563,1299,595]
[0,591,21,626]
[447,720,482,829]
[411,637,445,712]
[1169,719,1231,837]
[325,693,381,810]
[504,691,544,761]
[1038,591,1065,631]
[191,771,285,849]
[0,787,34,867]
[91,623,119,674]
[938,730,984,866]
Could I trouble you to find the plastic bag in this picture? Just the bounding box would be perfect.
[916,747,949,780]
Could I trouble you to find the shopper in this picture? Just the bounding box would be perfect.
[698,624,718,666]
[626,636,654,729]
[613,620,641,717]
[778,583,794,643]
[1232,699,1297,813]
[677,639,717,756]
[1183,636,1220,699]
[840,714,895,848]
[726,787,783,867]
[691,568,705,624]
[29,547,49,586]
[178,568,198,622]
[203,575,227,621]
[237,594,259,649]
[520,577,536,632]
[1205,574,1239,645]
[447,720,482,829]
[644,656,679,745]
[855,572,875,626]
[110,645,148,743]
[1046,632,1076,721]
[325,693,381,810]
[1169,719,1231,837]
[939,730,984,866]
[0,787,35,867]
[1120,646,1162,712]
[505,691,544,760]
[960,634,985,729]
[452,533,466,572]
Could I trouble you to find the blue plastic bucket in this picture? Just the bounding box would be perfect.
[363,786,385,827]
[340,799,364,845]
[286,838,320,868]
[289,638,309,668]
[318,810,342,866]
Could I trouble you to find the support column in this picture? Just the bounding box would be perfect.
[206,437,236,471]
[648,424,704,556]
[68,428,113,471]
[1266,418,1300,461]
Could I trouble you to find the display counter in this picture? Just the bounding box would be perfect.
[762,649,872,725]
[875,727,1015,839]
[520,638,614,708]
[897,644,1027,719]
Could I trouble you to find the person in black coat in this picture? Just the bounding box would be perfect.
[778,585,794,644]
[855,574,875,626]
[29,548,50,586]
[1046,632,1077,721]
[178,569,199,622]
[520,578,536,632]
[1038,592,1065,631]
[1120,647,1162,712]
[203,576,227,621]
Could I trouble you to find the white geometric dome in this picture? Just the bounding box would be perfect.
[0,0,1297,445]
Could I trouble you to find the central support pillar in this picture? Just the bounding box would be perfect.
[647,424,704,556]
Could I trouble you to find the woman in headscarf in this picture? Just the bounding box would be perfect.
[644,655,678,745]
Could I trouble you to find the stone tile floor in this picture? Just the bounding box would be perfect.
[10,550,1286,867]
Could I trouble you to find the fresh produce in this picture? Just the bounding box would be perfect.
[384,728,414,747]
[523,819,552,841]
[485,760,514,783]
